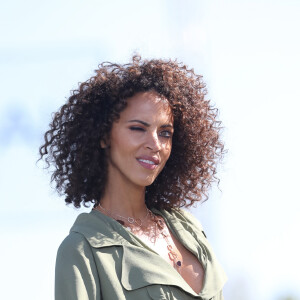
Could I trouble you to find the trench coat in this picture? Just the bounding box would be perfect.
[55,208,227,300]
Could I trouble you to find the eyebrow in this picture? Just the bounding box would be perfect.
[128,119,173,128]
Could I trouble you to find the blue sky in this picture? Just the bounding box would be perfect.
[1,1,300,299]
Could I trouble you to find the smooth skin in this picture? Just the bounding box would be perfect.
[100,91,173,218]
[97,91,204,294]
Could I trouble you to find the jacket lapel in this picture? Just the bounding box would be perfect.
[156,209,227,300]
[120,242,199,297]
[71,209,226,300]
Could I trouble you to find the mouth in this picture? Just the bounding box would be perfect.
[136,156,159,170]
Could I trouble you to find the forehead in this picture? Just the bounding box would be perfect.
[120,91,173,122]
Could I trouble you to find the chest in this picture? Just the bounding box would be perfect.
[133,226,204,294]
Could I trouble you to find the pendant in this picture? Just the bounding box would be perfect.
[128,217,135,224]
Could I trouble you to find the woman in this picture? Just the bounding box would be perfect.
[40,56,227,299]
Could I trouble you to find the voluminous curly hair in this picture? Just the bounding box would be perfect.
[39,55,224,210]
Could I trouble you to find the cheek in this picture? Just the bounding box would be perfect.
[108,135,127,161]
[110,130,130,149]
[162,142,172,162]
[165,140,173,154]
[109,132,138,164]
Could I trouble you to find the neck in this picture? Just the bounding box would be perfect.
[98,175,148,220]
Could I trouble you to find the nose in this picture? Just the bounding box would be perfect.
[146,132,161,152]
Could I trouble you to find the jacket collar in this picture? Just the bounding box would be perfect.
[70,209,226,299]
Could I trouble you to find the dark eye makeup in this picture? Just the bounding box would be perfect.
[129,126,145,131]
[160,130,173,138]
[129,126,172,138]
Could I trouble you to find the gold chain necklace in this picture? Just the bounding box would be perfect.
[97,202,150,227]
[95,204,182,271]
[150,212,182,271]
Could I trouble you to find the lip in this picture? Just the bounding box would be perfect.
[136,156,160,170]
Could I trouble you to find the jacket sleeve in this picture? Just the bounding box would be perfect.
[55,232,101,300]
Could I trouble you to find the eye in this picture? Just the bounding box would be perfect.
[129,126,145,132]
[159,130,173,138]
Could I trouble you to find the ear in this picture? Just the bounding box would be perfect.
[100,136,111,149]
[100,140,107,148]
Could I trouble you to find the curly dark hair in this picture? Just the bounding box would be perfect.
[39,55,224,210]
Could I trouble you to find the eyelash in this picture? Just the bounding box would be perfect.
[160,131,172,138]
[129,126,145,132]
[129,127,172,138]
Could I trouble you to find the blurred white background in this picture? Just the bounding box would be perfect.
[0,1,299,299]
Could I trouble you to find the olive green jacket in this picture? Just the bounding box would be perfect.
[55,208,227,300]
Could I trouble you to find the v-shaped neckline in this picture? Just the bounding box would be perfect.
[120,208,206,296]
[77,209,226,299]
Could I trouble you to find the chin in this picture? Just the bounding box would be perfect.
[134,175,157,187]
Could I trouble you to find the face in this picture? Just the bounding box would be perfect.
[103,91,174,189]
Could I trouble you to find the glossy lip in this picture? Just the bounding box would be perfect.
[136,155,160,170]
